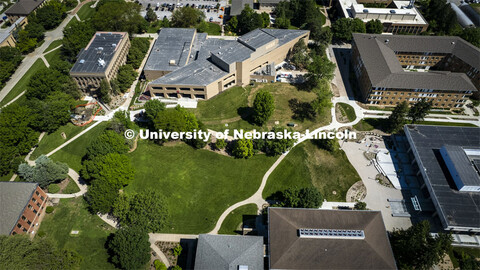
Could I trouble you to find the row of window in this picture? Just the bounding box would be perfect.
[371,91,462,98]
[370,100,458,107]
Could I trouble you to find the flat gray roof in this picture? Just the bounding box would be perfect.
[194,234,264,270]
[238,28,277,50]
[144,28,197,73]
[151,59,229,86]
[0,182,38,235]
[353,33,479,92]
[5,0,45,15]
[404,125,480,229]
[230,0,253,16]
[441,145,480,187]
[71,32,127,74]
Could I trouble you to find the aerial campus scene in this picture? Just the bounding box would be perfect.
[0,0,479,269]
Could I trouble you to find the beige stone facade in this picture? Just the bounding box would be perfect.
[148,29,309,100]
[0,17,27,48]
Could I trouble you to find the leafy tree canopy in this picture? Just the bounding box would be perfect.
[107,227,151,270]
[81,152,134,187]
[18,155,69,188]
[171,6,205,28]
[92,1,148,34]
[252,90,275,125]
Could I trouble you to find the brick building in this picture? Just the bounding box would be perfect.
[0,182,48,236]
[352,34,479,108]
[70,32,130,92]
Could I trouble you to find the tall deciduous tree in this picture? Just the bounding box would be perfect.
[232,138,254,159]
[387,101,409,133]
[390,220,452,269]
[366,19,383,34]
[85,130,129,159]
[92,1,148,34]
[144,99,166,123]
[81,153,134,187]
[107,227,151,270]
[408,99,432,124]
[85,178,119,213]
[252,90,275,125]
[62,20,96,61]
[279,186,323,208]
[264,127,296,156]
[171,6,205,28]
[305,55,336,90]
[237,5,263,34]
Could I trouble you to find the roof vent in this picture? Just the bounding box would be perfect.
[79,59,85,64]
[98,58,106,67]
[298,228,365,240]
[451,41,455,45]
[385,39,390,44]
[169,60,176,65]
[112,43,117,47]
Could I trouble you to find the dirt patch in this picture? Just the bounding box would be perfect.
[346,181,367,202]
[375,173,394,188]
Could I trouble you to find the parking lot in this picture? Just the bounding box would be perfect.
[138,0,227,24]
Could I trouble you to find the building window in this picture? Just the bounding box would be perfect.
[33,209,38,214]
[36,191,39,196]
[27,204,32,209]
[27,220,31,225]
[17,224,21,228]
[40,196,45,201]
[21,216,26,221]
[32,198,36,202]
[36,203,41,208]
[23,228,27,232]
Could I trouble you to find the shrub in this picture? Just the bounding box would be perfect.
[37,231,46,237]
[173,244,182,256]
[48,184,60,193]
[45,206,54,214]
[154,260,167,270]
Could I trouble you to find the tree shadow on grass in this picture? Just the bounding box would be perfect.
[237,106,255,125]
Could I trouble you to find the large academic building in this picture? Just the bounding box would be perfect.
[145,28,309,100]
[352,33,479,108]
[70,32,130,91]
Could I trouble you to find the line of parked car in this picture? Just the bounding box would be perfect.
[144,1,222,12]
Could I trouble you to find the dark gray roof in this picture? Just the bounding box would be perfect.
[5,0,45,15]
[268,208,397,270]
[230,0,253,16]
[353,33,480,92]
[194,234,264,270]
[0,182,38,235]
[404,125,480,229]
[71,32,127,74]
[144,28,197,73]
[441,145,480,187]
[150,28,308,87]
[259,0,285,3]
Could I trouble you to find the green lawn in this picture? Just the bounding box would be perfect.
[353,118,477,132]
[0,172,14,182]
[65,17,79,29]
[337,102,356,122]
[50,122,109,171]
[263,140,361,202]
[63,178,81,194]
[32,123,94,160]
[0,59,47,107]
[39,198,116,270]
[198,22,221,35]
[191,86,250,122]
[44,49,62,65]
[218,204,258,235]
[44,39,63,53]
[125,141,276,234]
[77,2,96,21]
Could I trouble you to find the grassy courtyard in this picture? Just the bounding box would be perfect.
[39,198,116,270]
[44,49,62,65]
[31,123,94,160]
[44,39,63,53]
[77,2,96,21]
[50,122,109,171]
[337,102,356,122]
[218,204,258,235]
[0,59,46,107]
[193,83,330,132]
[126,141,276,234]
[353,118,478,132]
[263,140,361,202]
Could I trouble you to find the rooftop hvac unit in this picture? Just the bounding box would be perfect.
[98,58,106,67]
[363,9,368,13]
[79,59,85,64]
[169,60,176,65]
[112,43,117,48]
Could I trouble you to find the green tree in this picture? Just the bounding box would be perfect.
[92,1,148,34]
[312,137,339,152]
[305,55,336,90]
[408,99,432,124]
[109,110,135,135]
[15,30,38,54]
[29,91,76,133]
[146,7,157,22]
[17,155,68,188]
[114,65,137,93]
[62,20,96,61]
[424,0,457,35]
[26,67,73,100]
[351,18,366,33]
[232,138,254,159]
[366,19,383,34]
[390,220,452,269]
[225,16,238,33]
[460,27,480,48]
[354,201,367,210]
[153,106,199,134]
[86,178,119,213]
[279,186,323,208]
[85,130,129,159]
[0,104,37,175]
[171,6,205,28]
[215,138,227,150]
[0,235,82,269]
[252,90,275,125]
[23,22,46,42]
[144,99,166,123]
[30,0,66,30]
[237,5,263,34]
[113,191,169,232]
[108,227,150,270]
[264,127,296,156]
[261,12,270,27]
[387,101,409,132]
[81,153,134,187]
[98,79,112,104]
[0,47,23,87]
[287,39,310,69]
[332,18,353,41]
[127,38,150,69]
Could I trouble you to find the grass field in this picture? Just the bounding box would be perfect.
[63,178,81,194]
[77,2,96,21]
[218,204,258,235]
[50,122,109,171]
[194,83,330,132]
[65,17,79,29]
[263,140,361,202]
[44,49,62,65]
[0,59,46,107]
[337,102,356,122]
[0,172,14,182]
[198,22,221,35]
[44,39,63,53]
[31,123,94,160]
[125,141,276,234]
[39,198,116,270]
